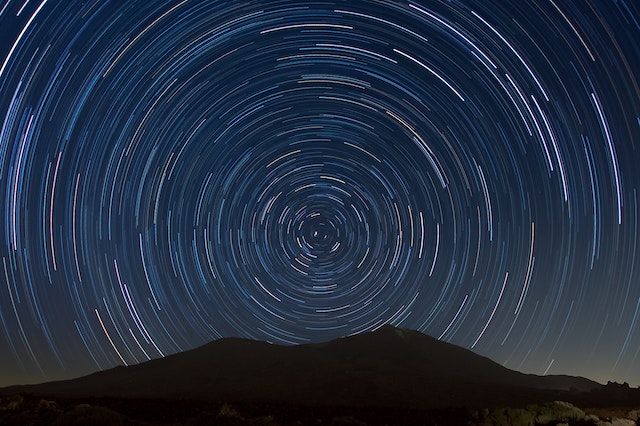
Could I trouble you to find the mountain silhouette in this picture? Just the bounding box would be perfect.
[1,325,601,411]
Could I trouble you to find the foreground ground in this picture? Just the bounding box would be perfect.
[1,393,640,425]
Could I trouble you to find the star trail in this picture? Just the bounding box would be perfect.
[1,0,639,387]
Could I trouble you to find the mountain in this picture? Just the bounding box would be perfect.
[0,325,601,412]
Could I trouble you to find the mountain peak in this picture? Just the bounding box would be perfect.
[1,326,603,411]
[376,323,408,336]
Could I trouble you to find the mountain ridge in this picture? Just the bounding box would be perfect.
[0,325,601,410]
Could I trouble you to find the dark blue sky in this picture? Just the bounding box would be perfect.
[1,0,639,387]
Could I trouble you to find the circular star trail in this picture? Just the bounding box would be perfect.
[1,0,639,386]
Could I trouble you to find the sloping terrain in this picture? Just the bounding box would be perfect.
[1,325,600,410]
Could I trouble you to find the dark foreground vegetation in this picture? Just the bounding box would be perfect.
[1,392,640,425]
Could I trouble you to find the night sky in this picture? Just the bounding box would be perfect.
[1,0,639,388]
